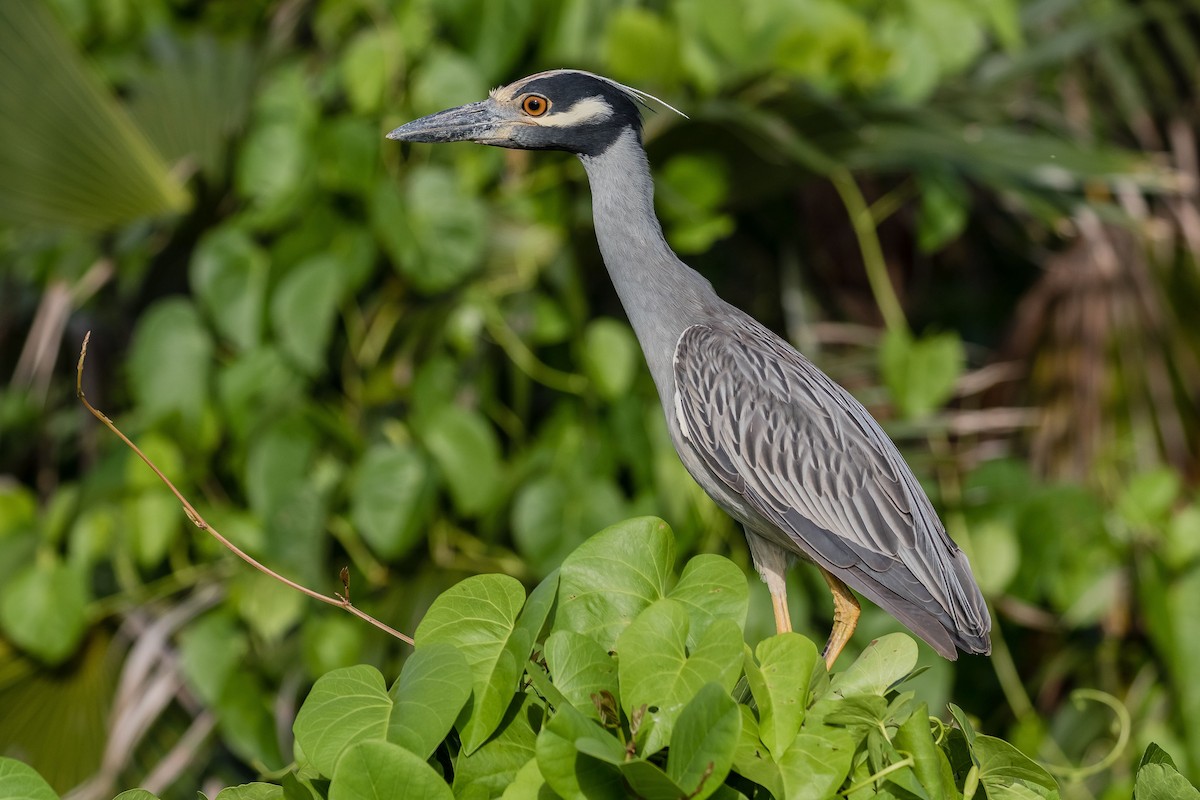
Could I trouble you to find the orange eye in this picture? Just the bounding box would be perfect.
[521,95,550,116]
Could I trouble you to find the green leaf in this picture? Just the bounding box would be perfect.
[414,574,528,754]
[581,318,640,401]
[215,785,284,800]
[113,791,159,800]
[126,490,181,569]
[878,329,965,420]
[536,703,626,799]
[830,633,920,697]
[127,298,214,427]
[123,433,186,492]
[556,517,674,650]
[372,167,487,295]
[330,740,453,800]
[617,599,744,754]
[744,633,819,757]
[658,154,735,253]
[973,734,1061,799]
[65,501,113,573]
[668,683,741,800]
[190,227,268,351]
[0,484,36,538]
[949,703,977,747]
[254,61,319,128]
[776,730,858,800]
[303,616,366,676]
[1118,468,1182,530]
[270,255,344,376]
[260,474,328,586]
[453,695,544,799]
[0,757,59,800]
[668,213,736,255]
[1134,763,1200,800]
[604,7,681,84]
[0,559,88,665]
[822,695,890,733]
[387,642,472,760]
[419,405,504,518]
[501,758,550,799]
[339,28,397,115]
[232,571,305,644]
[971,518,1020,595]
[732,711,783,795]
[292,665,393,777]
[179,610,247,706]
[619,760,689,800]
[351,443,437,560]
[1165,506,1200,570]
[511,473,628,577]
[916,169,970,253]
[216,348,305,439]
[543,630,618,720]
[282,772,323,800]
[669,554,749,645]
[216,671,285,768]
[244,416,317,519]
[236,121,312,225]
[895,703,957,797]
[317,117,380,195]
[0,488,37,588]
[1140,742,1179,770]
[409,47,489,117]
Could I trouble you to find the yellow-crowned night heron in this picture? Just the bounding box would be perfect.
[388,70,992,667]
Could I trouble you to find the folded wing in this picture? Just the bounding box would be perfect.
[672,320,991,657]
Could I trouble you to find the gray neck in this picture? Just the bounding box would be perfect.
[579,128,718,391]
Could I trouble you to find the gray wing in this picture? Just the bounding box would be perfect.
[672,320,991,658]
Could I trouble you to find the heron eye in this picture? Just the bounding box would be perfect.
[522,95,550,116]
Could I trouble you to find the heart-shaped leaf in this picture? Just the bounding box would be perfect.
[879,329,964,420]
[543,630,618,719]
[669,554,749,644]
[667,683,741,800]
[557,517,674,650]
[330,740,452,800]
[536,703,626,799]
[616,598,743,754]
[830,633,919,698]
[744,633,819,757]
[387,642,472,760]
[293,665,392,776]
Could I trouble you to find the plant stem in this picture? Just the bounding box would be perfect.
[830,167,909,335]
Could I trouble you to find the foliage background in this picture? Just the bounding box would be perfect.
[1,0,1199,796]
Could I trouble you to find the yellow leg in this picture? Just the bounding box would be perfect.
[747,532,795,637]
[819,567,861,670]
[770,583,793,635]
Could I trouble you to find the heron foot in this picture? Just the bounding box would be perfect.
[819,567,861,670]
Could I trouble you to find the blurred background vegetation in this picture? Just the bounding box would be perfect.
[1,0,1199,796]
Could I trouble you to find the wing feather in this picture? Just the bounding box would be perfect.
[672,320,991,656]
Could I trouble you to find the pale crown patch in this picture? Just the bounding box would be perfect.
[533,96,614,127]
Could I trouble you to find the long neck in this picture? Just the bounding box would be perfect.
[579,129,718,389]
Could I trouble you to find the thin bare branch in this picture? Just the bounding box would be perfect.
[76,331,414,646]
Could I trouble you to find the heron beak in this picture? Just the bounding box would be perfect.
[386,100,511,144]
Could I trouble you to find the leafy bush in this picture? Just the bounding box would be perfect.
[5,0,1200,795]
[6,518,1198,798]
[4,517,1187,799]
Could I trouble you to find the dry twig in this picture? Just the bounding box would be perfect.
[76,331,414,646]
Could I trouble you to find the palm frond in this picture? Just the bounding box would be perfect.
[0,0,189,230]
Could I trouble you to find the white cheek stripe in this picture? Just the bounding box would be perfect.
[535,96,613,127]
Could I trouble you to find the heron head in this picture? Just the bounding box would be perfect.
[387,69,682,157]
